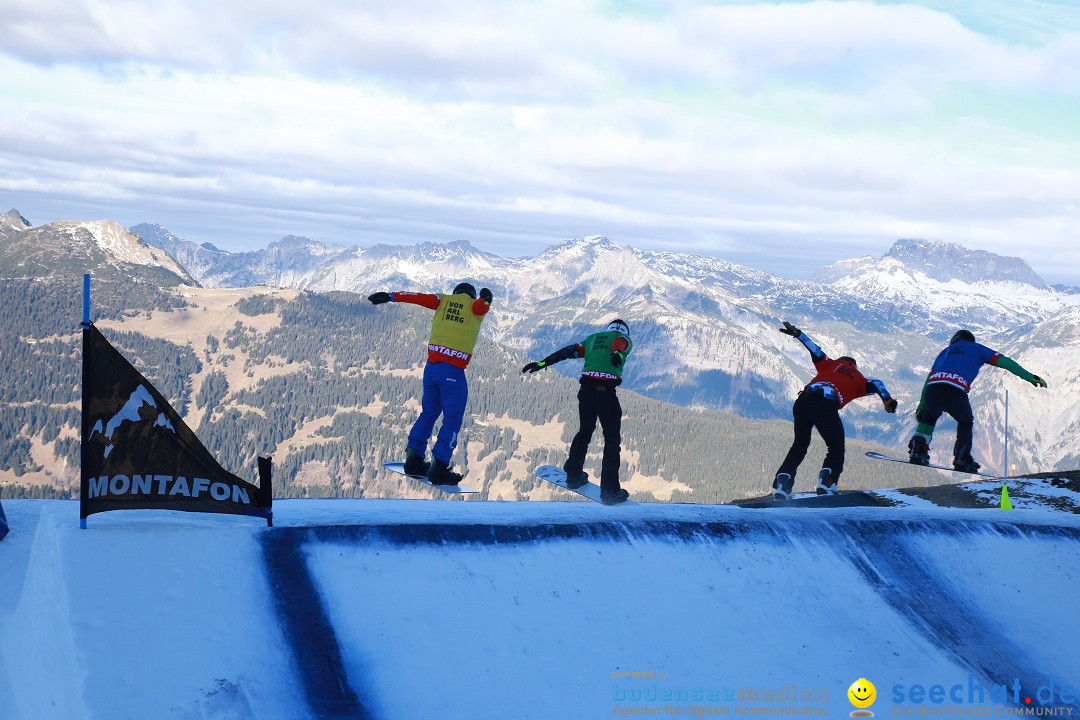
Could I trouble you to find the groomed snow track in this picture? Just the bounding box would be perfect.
[2,500,1079,719]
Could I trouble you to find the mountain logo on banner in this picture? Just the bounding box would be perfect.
[81,324,272,525]
[90,385,175,458]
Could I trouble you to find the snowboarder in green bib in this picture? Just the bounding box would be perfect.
[522,319,633,505]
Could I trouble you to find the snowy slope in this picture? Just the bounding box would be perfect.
[1,494,1078,719]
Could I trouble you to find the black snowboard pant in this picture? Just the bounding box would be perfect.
[564,382,623,494]
[916,383,975,462]
[777,390,845,482]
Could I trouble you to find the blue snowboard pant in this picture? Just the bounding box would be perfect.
[408,361,468,464]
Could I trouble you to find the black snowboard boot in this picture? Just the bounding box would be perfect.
[600,488,630,506]
[427,458,462,486]
[564,470,589,490]
[953,456,981,474]
[403,447,430,476]
[815,468,838,496]
[908,436,931,466]
[772,472,794,500]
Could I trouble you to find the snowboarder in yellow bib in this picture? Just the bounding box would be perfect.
[523,319,633,505]
[369,282,492,485]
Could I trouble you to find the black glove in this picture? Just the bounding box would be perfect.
[1030,375,1047,388]
[522,361,546,374]
[779,321,801,337]
[882,397,898,414]
[479,287,493,304]
[610,352,624,368]
[368,292,391,305]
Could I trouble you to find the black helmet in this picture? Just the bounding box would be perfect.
[837,356,857,367]
[452,282,477,299]
[607,319,630,336]
[950,330,975,345]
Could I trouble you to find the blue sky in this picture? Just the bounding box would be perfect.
[2,0,1079,283]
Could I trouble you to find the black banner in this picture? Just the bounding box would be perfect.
[80,324,272,524]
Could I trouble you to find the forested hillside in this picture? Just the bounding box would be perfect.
[1,279,932,502]
[0,276,192,496]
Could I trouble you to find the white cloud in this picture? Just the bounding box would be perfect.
[6,1,1080,94]
[2,0,1079,283]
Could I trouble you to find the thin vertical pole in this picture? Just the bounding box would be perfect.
[1003,389,1010,479]
[81,274,90,529]
[83,274,90,325]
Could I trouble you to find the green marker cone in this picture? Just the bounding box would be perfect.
[1000,483,1013,510]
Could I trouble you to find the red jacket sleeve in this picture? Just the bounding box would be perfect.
[612,337,629,353]
[471,297,492,316]
[392,292,440,310]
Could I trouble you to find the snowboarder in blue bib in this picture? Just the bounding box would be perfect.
[522,319,633,505]
[908,330,1046,472]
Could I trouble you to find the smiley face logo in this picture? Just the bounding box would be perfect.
[848,678,876,714]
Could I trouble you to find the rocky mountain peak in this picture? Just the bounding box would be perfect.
[884,238,1046,287]
[539,235,619,258]
[812,239,1047,289]
[271,235,322,250]
[1,208,32,235]
[0,218,193,285]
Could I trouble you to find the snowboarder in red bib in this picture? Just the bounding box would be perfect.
[368,283,493,485]
[773,321,897,499]
[522,319,633,505]
[908,330,1046,473]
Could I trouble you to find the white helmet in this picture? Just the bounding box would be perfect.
[607,319,629,336]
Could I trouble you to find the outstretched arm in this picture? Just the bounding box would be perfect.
[386,291,441,310]
[522,343,584,374]
[866,378,898,413]
[779,321,826,363]
[473,287,493,316]
[992,355,1047,388]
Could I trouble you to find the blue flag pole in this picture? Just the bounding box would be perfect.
[81,274,90,529]
[83,274,91,326]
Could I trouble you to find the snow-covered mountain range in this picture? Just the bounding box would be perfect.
[1,213,191,285]
[130,223,345,288]
[122,221,1080,475]
[5,209,1078,475]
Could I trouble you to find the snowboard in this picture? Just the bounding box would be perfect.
[383,462,478,494]
[535,465,632,505]
[737,491,884,509]
[865,451,1005,479]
